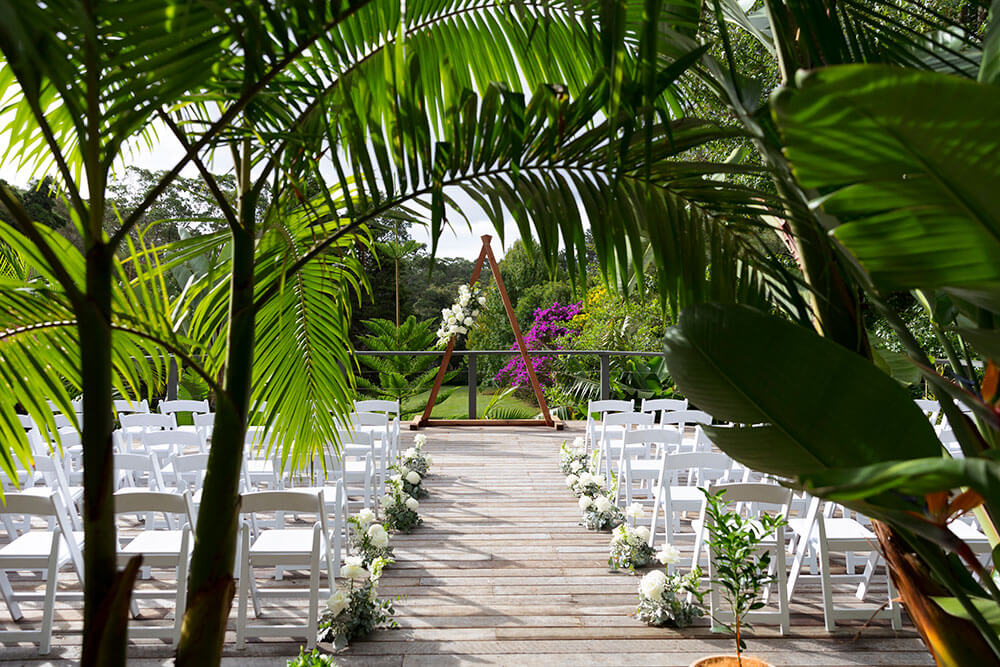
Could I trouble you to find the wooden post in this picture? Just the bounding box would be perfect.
[414,235,559,429]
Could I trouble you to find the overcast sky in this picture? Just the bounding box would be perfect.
[0,120,520,260]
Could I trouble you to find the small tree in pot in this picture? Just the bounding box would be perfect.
[697,489,787,667]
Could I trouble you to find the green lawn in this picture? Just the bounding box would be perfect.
[401,386,539,420]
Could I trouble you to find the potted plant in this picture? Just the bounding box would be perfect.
[693,489,786,667]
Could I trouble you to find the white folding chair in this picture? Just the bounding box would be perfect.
[914,399,940,425]
[114,490,195,643]
[585,399,633,451]
[243,427,284,491]
[193,413,215,444]
[352,412,392,494]
[23,450,84,531]
[120,413,177,455]
[237,490,334,649]
[648,451,734,548]
[0,491,85,654]
[162,452,210,496]
[694,483,792,635]
[787,496,902,631]
[354,400,401,462]
[617,428,682,506]
[157,399,211,419]
[598,411,654,489]
[657,409,713,452]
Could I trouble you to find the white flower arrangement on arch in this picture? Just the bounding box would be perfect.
[435,282,487,347]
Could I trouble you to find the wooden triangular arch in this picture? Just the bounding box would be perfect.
[412,235,562,430]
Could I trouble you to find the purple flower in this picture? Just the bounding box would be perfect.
[495,301,582,388]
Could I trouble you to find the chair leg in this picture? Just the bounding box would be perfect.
[41,544,61,654]
[0,570,22,621]
[308,531,321,650]
[174,535,190,645]
[237,526,250,649]
[818,539,836,632]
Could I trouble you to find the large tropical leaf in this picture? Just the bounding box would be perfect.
[773,65,1000,312]
[662,303,942,477]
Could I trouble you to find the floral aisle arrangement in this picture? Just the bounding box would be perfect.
[319,556,396,650]
[567,470,606,498]
[609,523,655,571]
[559,437,592,475]
[390,464,427,498]
[435,283,486,347]
[402,433,432,476]
[348,510,394,567]
[579,492,625,531]
[380,479,422,533]
[636,547,705,628]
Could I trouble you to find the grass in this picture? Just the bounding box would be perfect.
[401,386,539,419]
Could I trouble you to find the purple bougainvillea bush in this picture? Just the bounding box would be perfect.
[495,301,583,389]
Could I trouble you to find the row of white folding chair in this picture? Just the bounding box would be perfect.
[599,411,714,487]
[584,400,634,451]
[639,397,689,426]
[0,490,85,654]
[354,400,401,463]
[237,486,346,649]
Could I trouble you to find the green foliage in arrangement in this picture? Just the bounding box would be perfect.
[287,648,338,667]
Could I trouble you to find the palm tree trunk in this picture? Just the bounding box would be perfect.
[175,200,257,665]
[79,244,139,666]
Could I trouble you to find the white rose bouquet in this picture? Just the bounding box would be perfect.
[559,437,592,475]
[390,463,427,498]
[579,491,625,531]
[608,523,655,571]
[435,283,486,347]
[380,479,423,533]
[571,471,606,498]
[401,434,432,477]
[635,564,705,628]
[347,513,394,568]
[319,556,396,649]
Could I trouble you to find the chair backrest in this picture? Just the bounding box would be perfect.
[114,489,195,527]
[353,412,389,427]
[121,413,176,432]
[52,413,81,430]
[158,399,211,417]
[168,453,210,490]
[193,413,215,440]
[240,489,326,516]
[663,451,733,477]
[621,427,683,448]
[705,482,793,514]
[114,453,167,490]
[658,409,713,426]
[587,399,634,416]
[354,399,400,416]
[114,398,150,415]
[641,397,689,414]
[245,425,275,456]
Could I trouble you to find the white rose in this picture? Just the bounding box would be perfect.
[639,570,667,600]
[572,437,584,448]
[425,454,433,464]
[356,508,376,526]
[399,466,410,476]
[565,474,579,488]
[578,495,592,511]
[457,326,467,334]
[414,434,427,446]
[464,317,473,326]
[326,588,350,615]
[368,524,389,548]
[403,448,417,460]
[656,544,681,565]
[472,309,480,317]
[478,296,487,305]
[570,460,582,472]
[634,526,650,542]
[442,308,452,317]
[341,555,370,580]
[594,496,612,513]
[390,473,403,484]
[405,496,419,512]
[625,503,645,520]
[448,316,457,324]
[405,471,421,485]
[380,494,393,508]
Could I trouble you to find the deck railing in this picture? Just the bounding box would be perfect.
[352,349,663,419]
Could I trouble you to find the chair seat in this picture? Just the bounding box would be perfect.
[666,485,706,506]
[249,529,319,565]
[120,530,189,566]
[951,520,990,550]
[810,518,876,549]
[0,531,85,566]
